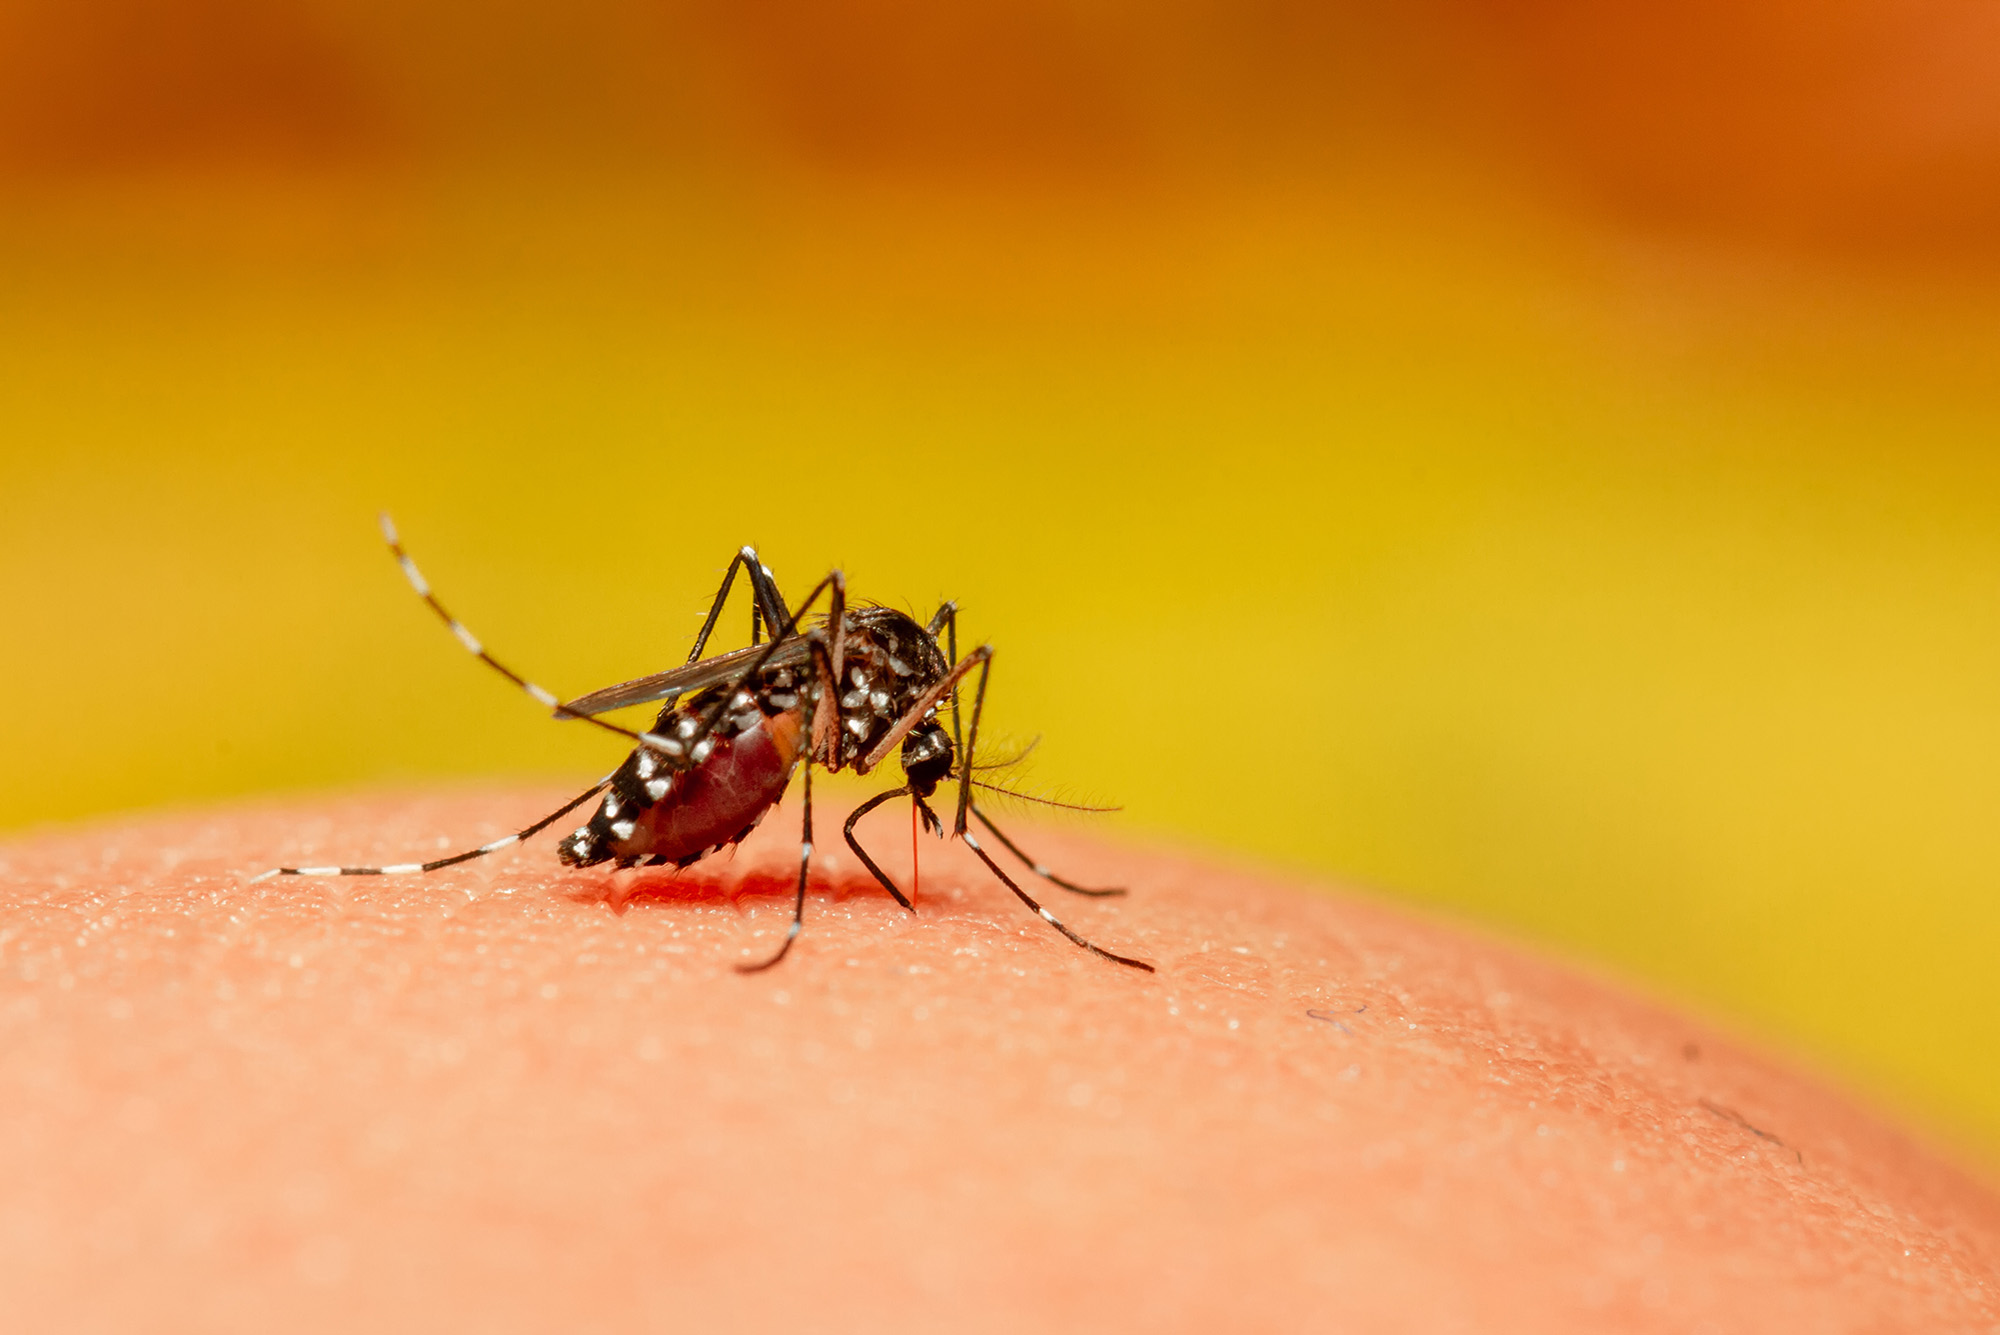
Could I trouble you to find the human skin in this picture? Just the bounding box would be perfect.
[3,788,1997,1332]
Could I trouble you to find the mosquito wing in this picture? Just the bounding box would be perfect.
[557,639,816,718]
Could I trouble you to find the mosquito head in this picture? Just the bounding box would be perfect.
[901,720,955,798]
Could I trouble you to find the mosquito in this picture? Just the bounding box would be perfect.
[253,518,1152,974]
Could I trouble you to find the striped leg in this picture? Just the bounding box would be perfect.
[382,517,853,782]
[378,515,690,756]
[949,651,1153,972]
[249,780,610,883]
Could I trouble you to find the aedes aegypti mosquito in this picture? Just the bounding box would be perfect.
[254,518,1152,974]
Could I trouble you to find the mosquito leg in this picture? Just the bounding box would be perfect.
[551,550,798,723]
[379,515,678,751]
[739,746,814,972]
[746,550,791,644]
[687,546,793,667]
[248,779,610,883]
[950,648,993,837]
[567,569,848,769]
[614,569,844,779]
[960,835,1153,971]
[945,652,1150,969]
[806,574,848,767]
[970,804,1126,897]
[927,601,963,758]
[687,548,746,663]
[841,786,917,912]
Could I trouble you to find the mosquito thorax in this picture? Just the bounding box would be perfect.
[811,607,952,772]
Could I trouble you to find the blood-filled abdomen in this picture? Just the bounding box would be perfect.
[558,710,803,869]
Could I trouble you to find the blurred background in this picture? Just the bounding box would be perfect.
[4,1,2000,1161]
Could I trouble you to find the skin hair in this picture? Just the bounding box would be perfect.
[4,788,1998,1332]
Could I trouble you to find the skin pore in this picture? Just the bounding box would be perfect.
[3,787,1998,1332]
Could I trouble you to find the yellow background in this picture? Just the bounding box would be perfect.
[5,2,2000,1164]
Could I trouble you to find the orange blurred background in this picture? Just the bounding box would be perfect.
[6,0,2000,1163]
[6,0,2000,247]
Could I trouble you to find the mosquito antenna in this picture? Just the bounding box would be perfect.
[967,779,1120,813]
[969,735,1041,772]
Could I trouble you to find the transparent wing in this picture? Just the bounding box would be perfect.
[557,639,816,718]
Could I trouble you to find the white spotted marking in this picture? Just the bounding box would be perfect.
[1040,907,1058,923]
[479,835,520,853]
[740,545,758,560]
[603,795,621,819]
[636,753,656,779]
[397,555,431,597]
[1033,864,1051,877]
[676,718,697,739]
[963,833,983,852]
[527,683,558,708]
[610,820,636,841]
[297,867,342,877]
[691,738,714,762]
[451,623,482,655]
[381,863,423,875]
[731,691,754,710]
[845,718,868,736]
[646,778,668,801]
[378,513,400,544]
[248,869,279,884]
[800,842,814,861]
